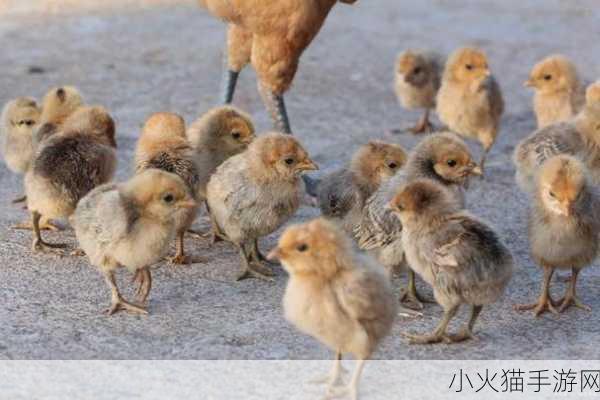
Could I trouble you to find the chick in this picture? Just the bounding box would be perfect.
[268,218,396,400]
[389,179,513,344]
[72,169,196,315]
[354,132,482,310]
[135,112,205,265]
[394,50,443,133]
[0,97,41,203]
[318,141,407,233]
[514,81,600,191]
[436,47,504,169]
[207,132,318,281]
[526,55,585,129]
[35,86,84,144]
[24,106,117,253]
[515,155,599,316]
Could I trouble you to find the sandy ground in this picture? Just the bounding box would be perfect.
[1,0,599,360]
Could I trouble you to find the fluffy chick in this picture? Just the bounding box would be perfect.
[354,132,481,310]
[207,132,318,281]
[526,55,585,129]
[72,169,196,315]
[24,106,117,253]
[34,86,83,145]
[135,112,204,265]
[514,81,600,191]
[390,179,513,344]
[515,155,599,316]
[318,141,407,233]
[436,47,504,169]
[268,218,396,400]
[0,97,41,202]
[394,50,443,133]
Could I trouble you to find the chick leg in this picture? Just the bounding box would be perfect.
[514,265,559,316]
[13,217,62,231]
[252,239,280,267]
[556,268,591,313]
[410,109,434,134]
[310,351,347,387]
[31,211,67,254]
[399,270,434,310]
[12,194,27,204]
[168,230,207,265]
[236,241,275,282]
[402,304,459,344]
[447,305,483,342]
[133,267,153,305]
[325,359,366,400]
[104,271,148,315]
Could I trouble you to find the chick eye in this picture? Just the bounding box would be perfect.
[447,159,457,167]
[549,191,556,198]
[297,243,308,252]
[388,162,398,169]
[163,193,174,203]
[24,119,35,126]
[465,64,473,71]
[413,67,422,74]
[231,131,241,139]
[285,158,295,165]
[544,74,552,81]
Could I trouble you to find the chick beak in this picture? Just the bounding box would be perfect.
[267,247,281,261]
[524,79,534,88]
[296,159,319,172]
[470,164,483,176]
[483,69,491,78]
[178,199,197,210]
[242,136,254,145]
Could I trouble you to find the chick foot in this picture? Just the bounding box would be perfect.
[399,271,434,310]
[105,297,148,316]
[401,331,453,345]
[514,297,559,317]
[32,238,67,254]
[12,194,27,204]
[13,220,61,231]
[556,294,591,313]
[168,253,207,265]
[133,268,152,304]
[410,110,434,134]
[237,262,275,282]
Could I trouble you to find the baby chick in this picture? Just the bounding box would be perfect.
[72,169,196,315]
[390,179,513,344]
[526,55,585,129]
[0,97,41,203]
[436,47,504,169]
[354,132,482,310]
[515,155,599,316]
[186,105,255,241]
[394,50,443,133]
[514,81,600,191]
[268,218,396,400]
[135,112,204,265]
[24,106,117,253]
[207,132,318,281]
[318,141,407,233]
[35,86,83,142]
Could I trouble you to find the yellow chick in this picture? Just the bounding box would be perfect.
[394,50,443,133]
[526,55,585,128]
[207,132,318,281]
[436,47,504,169]
[515,155,599,316]
[135,112,204,265]
[268,218,396,400]
[34,86,83,143]
[72,169,196,315]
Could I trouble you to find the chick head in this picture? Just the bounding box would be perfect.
[352,141,407,188]
[63,106,117,148]
[123,169,196,222]
[424,133,482,183]
[40,86,83,124]
[268,218,351,278]
[142,112,186,140]
[397,50,434,87]
[250,132,318,180]
[585,81,600,107]
[537,155,586,217]
[389,178,459,222]
[446,47,490,83]
[189,106,255,153]
[526,55,579,94]
[5,97,41,134]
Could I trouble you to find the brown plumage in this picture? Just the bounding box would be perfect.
[268,218,396,400]
[394,50,443,133]
[24,106,117,253]
[135,112,204,265]
[207,132,318,281]
[515,155,600,316]
[526,55,585,128]
[390,179,513,344]
[436,47,504,169]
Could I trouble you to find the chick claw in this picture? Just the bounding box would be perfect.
[401,331,453,345]
[514,298,559,317]
[31,239,67,254]
[237,263,275,282]
[105,298,148,316]
[12,220,62,231]
[168,254,207,265]
[556,295,591,313]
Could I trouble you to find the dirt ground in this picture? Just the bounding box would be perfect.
[1,0,599,360]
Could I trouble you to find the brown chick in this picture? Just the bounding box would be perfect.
[318,141,407,233]
[206,132,318,281]
[390,179,513,344]
[526,55,585,129]
[514,81,600,191]
[24,106,117,253]
[0,97,41,203]
[135,112,204,265]
[515,155,599,316]
[436,47,504,170]
[394,50,443,133]
[268,218,396,400]
[354,132,482,310]
[72,169,196,315]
